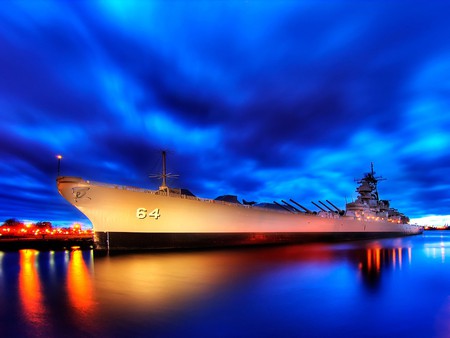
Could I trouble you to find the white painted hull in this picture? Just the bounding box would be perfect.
[57,177,423,250]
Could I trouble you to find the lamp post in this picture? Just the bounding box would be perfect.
[56,155,62,176]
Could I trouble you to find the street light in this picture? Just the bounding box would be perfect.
[56,155,62,176]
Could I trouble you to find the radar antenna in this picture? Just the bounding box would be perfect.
[149,150,179,190]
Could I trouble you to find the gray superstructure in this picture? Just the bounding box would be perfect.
[345,163,409,224]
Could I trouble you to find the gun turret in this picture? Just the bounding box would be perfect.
[326,200,342,212]
[311,201,327,212]
[290,199,313,213]
[282,200,302,213]
[273,201,296,213]
[318,200,335,212]
[326,200,345,216]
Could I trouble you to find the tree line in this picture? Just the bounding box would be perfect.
[1,218,53,229]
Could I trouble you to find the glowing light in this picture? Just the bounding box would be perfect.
[72,223,81,232]
[18,250,48,332]
[66,249,96,328]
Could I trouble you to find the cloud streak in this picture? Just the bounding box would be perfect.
[1,1,450,225]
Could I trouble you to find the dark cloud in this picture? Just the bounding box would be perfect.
[1,1,450,225]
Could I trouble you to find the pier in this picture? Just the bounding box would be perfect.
[0,235,94,251]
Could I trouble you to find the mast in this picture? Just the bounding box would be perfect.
[160,150,167,190]
[149,150,178,191]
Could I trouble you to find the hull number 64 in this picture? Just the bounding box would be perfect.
[136,208,160,220]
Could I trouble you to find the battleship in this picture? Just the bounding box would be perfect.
[57,153,423,250]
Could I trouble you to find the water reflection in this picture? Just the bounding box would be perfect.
[92,251,245,316]
[91,243,415,318]
[424,234,450,263]
[18,249,49,334]
[0,251,3,287]
[66,249,96,322]
[11,249,97,336]
[357,245,413,291]
[1,233,449,337]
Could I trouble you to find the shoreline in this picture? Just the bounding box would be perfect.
[0,235,94,251]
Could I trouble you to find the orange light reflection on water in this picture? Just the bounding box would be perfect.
[66,249,96,324]
[361,246,411,274]
[18,249,48,332]
[366,248,381,272]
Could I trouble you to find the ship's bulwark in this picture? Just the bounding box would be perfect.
[57,177,423,251]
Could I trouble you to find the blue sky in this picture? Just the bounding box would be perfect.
[1,0,450,226]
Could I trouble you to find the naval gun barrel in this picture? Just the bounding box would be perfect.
[273,201,296,213]
[318,200,335,212]
[282,200,302,213]
[311,201,327,212]
[289,199,312,213]
[326,200,342,213]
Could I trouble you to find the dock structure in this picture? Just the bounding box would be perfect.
[0,235,94,251]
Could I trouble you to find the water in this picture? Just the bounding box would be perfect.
[1,231,449,338]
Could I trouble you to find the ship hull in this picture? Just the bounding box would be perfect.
[57,177,423,251]
[94,231,418,251]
